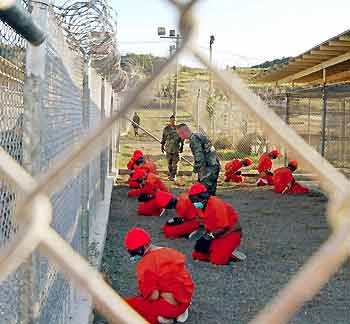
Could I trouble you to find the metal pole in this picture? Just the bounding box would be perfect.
[168,46,173,107]
[209,35,214,93]
[109,92,114,174]
[284,93,290,165]
[308,98,311,145]
[196,88,201,132]
[81,58,90,260]
[100,78,106,199]
[21,1,49,322]
[340,99,346,164]
[320,70,327,157]
[126,117,193,167]
[0,0,46,46]
[174,34,180,117]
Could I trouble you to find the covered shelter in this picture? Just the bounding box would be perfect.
[253,30,350,173]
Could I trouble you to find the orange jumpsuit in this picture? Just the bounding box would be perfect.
[128,173,168,198]
[192,196,242,265]
[126,248,194,324]
[273,167,309,194]
[163,194,200,238]
[127,151,157,188]
[138,190,170,216]
[257,153,274,186]
[224,159,244,183]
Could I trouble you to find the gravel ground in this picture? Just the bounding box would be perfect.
[94,179,350,324]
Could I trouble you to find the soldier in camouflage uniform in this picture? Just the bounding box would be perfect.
[176,123,220,195]
[161,115,184,181]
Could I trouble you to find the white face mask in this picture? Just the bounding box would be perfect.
[193,202,204,209]
[130,255,142,263]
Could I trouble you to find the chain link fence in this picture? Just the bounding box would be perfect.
[259,84,350,177]
[0,3,121,323]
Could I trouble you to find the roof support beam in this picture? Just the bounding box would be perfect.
[320,45,350,51]
[278,51,350,84]
[303,54,333,60]
[339,35,350,41]
[310,50,341,56]
[328,41,350,46]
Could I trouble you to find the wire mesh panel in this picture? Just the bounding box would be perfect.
[0,2,29,323]
[324,99,350,170]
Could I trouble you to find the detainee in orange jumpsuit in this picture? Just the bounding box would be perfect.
[127,150,158,188]
[138,191,174,216]
[188,183,245,265]
[128,169,168,198]
[127,150,145,188]
[124,228,194,324]
[256,149,280,186]
[162,194,200,238]
[224,158,253,183]
[273,160,309,194]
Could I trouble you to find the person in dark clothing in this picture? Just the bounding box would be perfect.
[161,115,183,181]
[132,112,141,136]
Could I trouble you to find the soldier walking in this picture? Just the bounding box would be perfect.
[176,123,220,195]
[132,112,140,136]
[161,115,183,181]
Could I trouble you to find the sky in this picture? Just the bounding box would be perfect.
[111,0,350,68]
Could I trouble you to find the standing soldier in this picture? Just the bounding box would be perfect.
[161,115,183,181]
[132,112,140,137]
[176,123,220,195]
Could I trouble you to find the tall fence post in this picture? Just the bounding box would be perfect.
[340,99,346,165]
[109,92,114,175]
[80,58,90,260]
[196,88,201,132]
[22,0,49,322]
[100,78,106,199]
[320,81,327,157]
[308,98,312,145]
[284,92,290,165]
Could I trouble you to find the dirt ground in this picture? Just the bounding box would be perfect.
[94,177,350,324]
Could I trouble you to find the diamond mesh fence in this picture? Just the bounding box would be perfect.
[0,4,118,323]
[0,2,28,323]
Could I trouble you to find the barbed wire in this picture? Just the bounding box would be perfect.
[53,0,128,91]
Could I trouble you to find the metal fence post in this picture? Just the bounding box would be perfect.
[308,98,312,145]
[196,88,201,132]
[284,92,290,165]
[109,92,114,175]
[22,0,49,322]
[100,78,106,199]
[80,58,90,259]
[320,82,327,157]
[340,99,346,165]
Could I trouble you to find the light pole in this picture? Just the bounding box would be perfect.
[158,27,182,117]
[209,35,215,139]
[209,35,215,93]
